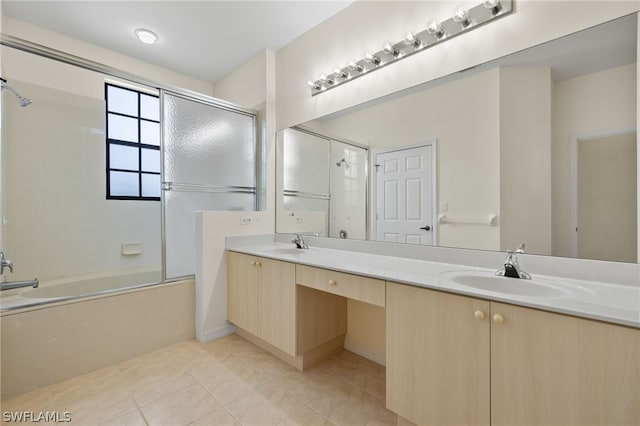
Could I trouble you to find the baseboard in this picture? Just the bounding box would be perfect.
[344,339,386,366]
[197,323,236,343]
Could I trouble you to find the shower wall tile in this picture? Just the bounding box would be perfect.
[3,79,161,282]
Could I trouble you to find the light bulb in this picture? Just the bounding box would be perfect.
[483,0,502,15]
[403,32,421,48]
[453,7,472,28]
[427,20,445,39]
[364,51,381,65]
[307,80,320,90]
[319,74,334,85]
[383,41,399,57]
[333,67,348,79]
[348,60,363,72]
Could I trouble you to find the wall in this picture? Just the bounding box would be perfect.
[0,279,195,399]
[307,69,502,251]
[499,67,552,254]
[552,63,637,257]
[2,48,160,282]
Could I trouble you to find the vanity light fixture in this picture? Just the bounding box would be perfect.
[134,28,159,45]
[308,0,513,95]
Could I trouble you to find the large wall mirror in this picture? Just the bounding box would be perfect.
[276,13,638,263]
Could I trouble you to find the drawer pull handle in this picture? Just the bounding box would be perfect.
[328,279,337,286]
[493,314,504,324]
[474,310,486,320]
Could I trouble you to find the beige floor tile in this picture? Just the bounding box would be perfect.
[365,408,397,426]
[101,408,147,426]
[193,358,259,405]
[0,388,53,426]
[307,381,385,426]
[129,369,197,406]
[275,369,343,405]
[223,389,290,426]
[52,387,136,425]
[188,406,240,426]
[140,383,219,426]
[277,404,334,426]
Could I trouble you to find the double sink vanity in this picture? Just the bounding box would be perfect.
[226,235,639,425]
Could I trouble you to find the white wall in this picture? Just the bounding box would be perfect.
[2,48,160,281]
[552,63,637,257]
[276,1,640,130]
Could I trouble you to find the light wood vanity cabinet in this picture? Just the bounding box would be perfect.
[227,251,296,355]
[386,282,640,426]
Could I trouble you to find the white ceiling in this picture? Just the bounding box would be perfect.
[2,1,354,83]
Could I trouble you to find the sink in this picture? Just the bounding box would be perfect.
[441,271,572,298]
[263,246,309,256]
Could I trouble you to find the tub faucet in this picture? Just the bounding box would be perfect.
[496,249,531,280]
[1,279,39,291]
[0,252,14,275]
[292,233,309,249]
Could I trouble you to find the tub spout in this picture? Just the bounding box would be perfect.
[1,278,39,291]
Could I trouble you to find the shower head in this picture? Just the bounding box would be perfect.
[1,79,32,107]
[336,158,347,167]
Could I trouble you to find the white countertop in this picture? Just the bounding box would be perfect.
[227,241,640,329]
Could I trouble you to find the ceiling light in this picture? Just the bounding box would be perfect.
[135,28,159,44]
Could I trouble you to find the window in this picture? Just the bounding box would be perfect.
[106,83,161,200]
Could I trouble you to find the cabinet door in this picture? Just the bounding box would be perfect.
[227,251,258,335]
[257,257,296,356]
[386,282,491,425]
[491,302,640,425]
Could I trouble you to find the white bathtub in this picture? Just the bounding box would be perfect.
[0,268,162,311]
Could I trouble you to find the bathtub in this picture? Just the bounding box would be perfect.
[0,267,162,312]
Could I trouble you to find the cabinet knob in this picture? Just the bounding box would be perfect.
[328,279,337,286]
[255,261,262,267]
[474,310,486,320]
[492,314,504,324]
[251,261,256,266]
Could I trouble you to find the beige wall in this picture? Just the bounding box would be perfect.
[499,67,552,254]
[552,63,637,257]
[0,280,195,400]
[309,69,502,251]
[345,300,385,365]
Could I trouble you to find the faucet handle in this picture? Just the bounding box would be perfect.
[515,243,526,254]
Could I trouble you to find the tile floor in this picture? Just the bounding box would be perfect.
[0,334,396,425]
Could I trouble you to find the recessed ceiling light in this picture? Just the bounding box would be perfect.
[135,28,159,45]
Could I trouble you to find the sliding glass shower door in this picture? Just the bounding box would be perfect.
[162,92,257,279]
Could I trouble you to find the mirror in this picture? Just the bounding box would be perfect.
[276,13,638,263]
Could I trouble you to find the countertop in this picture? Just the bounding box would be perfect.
[227,241,640,328]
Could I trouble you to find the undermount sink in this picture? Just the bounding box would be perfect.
[441,271,572,299]
[264,246,309,256]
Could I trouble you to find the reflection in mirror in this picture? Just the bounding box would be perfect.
[276,13,638,263]
[277,128,368,239]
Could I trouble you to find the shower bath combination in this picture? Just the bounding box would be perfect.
[1,77,33,107]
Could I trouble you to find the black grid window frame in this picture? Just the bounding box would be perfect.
[105,83,161,201]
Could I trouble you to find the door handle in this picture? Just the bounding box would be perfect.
[420,225,431,231]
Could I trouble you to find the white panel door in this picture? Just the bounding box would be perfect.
[376,145,434,245]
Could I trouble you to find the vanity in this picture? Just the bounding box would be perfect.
[226,236,640,426]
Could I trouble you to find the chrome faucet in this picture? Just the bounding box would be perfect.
[1,279,39,291]
[0,251,39,291]
[496,249,531,279]
[1,252,14,275]
[292,233,309,249]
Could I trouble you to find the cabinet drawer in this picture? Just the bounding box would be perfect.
[296,265,385,307]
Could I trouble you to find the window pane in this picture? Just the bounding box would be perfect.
[108,113,138,143]
[141,148,160,173]
[110,171,139,197]
[141,120,160,146]
[107,86,138,116]
[110,144,139,171]
[141,173,161,198]
[141,94,159,121]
